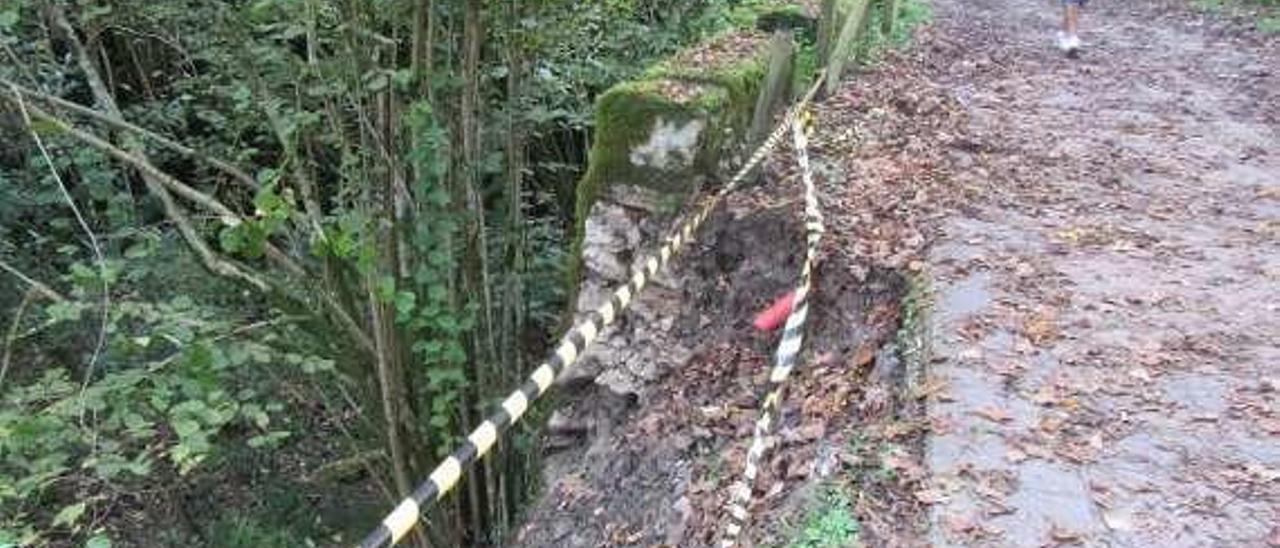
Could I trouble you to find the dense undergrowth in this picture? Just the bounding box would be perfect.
[0,1,791,546]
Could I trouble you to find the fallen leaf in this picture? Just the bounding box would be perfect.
[1102,509,1134,531]
[973,405,1013,424]
[1023,308,1059,345]
[1259,418,1280,435]
[914,488,950,504]
[1049,525,1083,543]
[1245,463,1280,483]
[946,514,976,534]
[1005,447,1028,463]
[1129,367,1152,382]
[852,343,876,368]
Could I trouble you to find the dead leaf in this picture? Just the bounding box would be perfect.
[1023,308,1059,345]
[1005,447,1028,463]
[852,343,876,368]
[1259,418,1280,435]
[1245,462,1280,483]
[914,488,950,504]
[946,514,976,534]
[1049,525,1083,543]
[973,405,1013,423]
[1102,509,1134,531]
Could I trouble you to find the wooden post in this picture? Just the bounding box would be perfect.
[882,0,899,37]
[825,0,872,97]
[748,32,796,147]
[816,0,837,66]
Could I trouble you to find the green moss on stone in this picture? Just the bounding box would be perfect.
[566,27,788,300]
[756,4,818,41]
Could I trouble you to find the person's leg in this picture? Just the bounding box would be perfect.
[1064,3,1079,36]
[1058,0,1083,53]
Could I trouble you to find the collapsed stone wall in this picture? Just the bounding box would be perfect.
[563,26,802,399]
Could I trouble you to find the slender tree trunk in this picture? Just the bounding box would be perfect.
[458,0,494,540]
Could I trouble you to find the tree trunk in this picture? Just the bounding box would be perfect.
[459,0,493,540]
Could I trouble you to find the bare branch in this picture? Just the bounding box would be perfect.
[0,258,67,302]
[1,290,35,392]
[46,6,267,295]
[1,79,259,191]
[44,5,374,357]
[11,85,112,418]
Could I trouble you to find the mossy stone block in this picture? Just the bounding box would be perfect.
[756,5,818,41]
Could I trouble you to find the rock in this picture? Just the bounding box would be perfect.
[547,411,589,435]
[1260,377,1277,393]
[665,496,694,546]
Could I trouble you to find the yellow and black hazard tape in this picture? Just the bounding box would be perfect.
[357,77,825,548]
[721,107,825,547]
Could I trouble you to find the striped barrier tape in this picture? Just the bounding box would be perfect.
[357,77,825,548]
[721,106,825,547]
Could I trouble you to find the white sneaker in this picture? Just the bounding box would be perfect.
[1057,32,1081,55]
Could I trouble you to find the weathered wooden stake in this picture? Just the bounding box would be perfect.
[748,32,796,148]
[882,0,900,37]
[825,0,873,97]
[816,0,837,66]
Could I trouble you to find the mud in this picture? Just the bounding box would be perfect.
[921,0,1280,546]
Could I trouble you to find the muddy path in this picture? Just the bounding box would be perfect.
[921,0,1280,546]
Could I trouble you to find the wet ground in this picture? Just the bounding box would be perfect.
[921,0,1279,545]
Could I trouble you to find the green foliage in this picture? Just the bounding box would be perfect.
[220,185,295,259]
[1,0,766,543]
[0,243,328,544]
[786,487,861,548]
[404,103,472,451]
[205,515,295,548]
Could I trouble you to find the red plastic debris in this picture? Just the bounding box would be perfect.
[752,291,796,332]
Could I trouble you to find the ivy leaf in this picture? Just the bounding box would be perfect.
[0,10,19,32]
[172,418,201,438]
[52,502,86,528]
[247,431,290,449]
[394,291,416,320]
[85,535,112,548]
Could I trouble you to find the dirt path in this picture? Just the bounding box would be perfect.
[921,0,1280,546]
